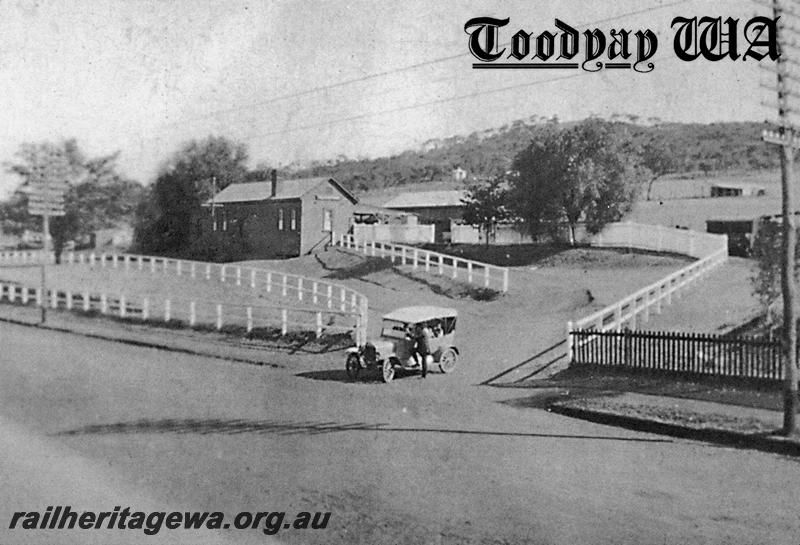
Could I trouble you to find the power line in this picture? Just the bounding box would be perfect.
[159,0,690,130]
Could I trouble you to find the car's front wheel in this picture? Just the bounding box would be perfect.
[345,353,361,381]
[381,359,395,383]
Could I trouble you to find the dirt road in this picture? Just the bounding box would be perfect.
[2,321,799,544]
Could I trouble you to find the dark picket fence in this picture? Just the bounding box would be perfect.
[570,329,783,381]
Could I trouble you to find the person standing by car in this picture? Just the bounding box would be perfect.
[416,322,433,378]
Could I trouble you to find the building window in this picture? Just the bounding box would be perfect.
[323,209,332,232]
[290,209,297,231]
[278,208,284,230]
[221,209,228,231]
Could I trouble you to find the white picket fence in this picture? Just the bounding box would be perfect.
[0,281,362,340]
[332,232,509,292]
[567,223,729,361]
[0,250,369,344]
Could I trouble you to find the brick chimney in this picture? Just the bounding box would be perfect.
[270,169,277,197]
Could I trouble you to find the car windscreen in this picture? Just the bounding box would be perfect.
[381,320,409,340]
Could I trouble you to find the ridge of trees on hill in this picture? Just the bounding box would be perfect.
[288,119,778,193]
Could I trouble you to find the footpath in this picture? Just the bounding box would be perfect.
[513,367,800,456]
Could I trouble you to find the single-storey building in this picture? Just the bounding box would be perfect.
[383,190,468,242]
[709,183,766,198]
[198,172,358,259]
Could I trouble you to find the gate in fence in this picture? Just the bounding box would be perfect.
[570,329,782,381]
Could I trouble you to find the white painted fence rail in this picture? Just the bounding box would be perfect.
[332,232,510,292]
[0,250,369,344]
[567,223,729,362]
[0,282,362,341]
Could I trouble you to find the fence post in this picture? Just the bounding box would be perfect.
[190,262,196,279]
[50,290,58,309]
[112,254,118,268]
[250,269,256,289]
[100,252,106,268]
[176,260,182,276]
[206,264,211,280]
[21,286,28,305]
[80,253,86,265]
[351,293,357,312]
[164,299,171,322]
[266,272,272,293]
[340,288,346,311]
[484,267,490,288]
[8,285,15,303]
[189,301,196,326]
[312,281,318,304]
[297,278,303,301]
[119,295,126,318]
[142,298,149,320]
[438,254,444,275]
[136,256,142,271]
[100,293,108,314]
[655,285,662,314]
[327,285,333,309]
[150,257,156,274]
[401,246,406,265]
[216,304,223,330]
[315,311,322,338]
[390,246,395,263]
[221,265,226,282]
[412,248,419,269]
[502,269,509,292]
[282,275,288,297]
[246,306,253,333]
[467,262,473,283]
[66,291,73,310]
[89,252,96,266]
[83,291,90,312]
[566,321,574,363]
[35,287,42,308]
[236,266,242,286]
[452,258,458,279]
[425,252,431,273]
[281,309,288,336]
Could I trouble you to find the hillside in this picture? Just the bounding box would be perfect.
[287,119,778,193]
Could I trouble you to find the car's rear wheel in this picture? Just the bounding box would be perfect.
[438,348,457,373]
[381,359,395,383]
[345,353,361,381]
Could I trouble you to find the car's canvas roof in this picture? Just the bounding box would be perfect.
[382,305,458,323]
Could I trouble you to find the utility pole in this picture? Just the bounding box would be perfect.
[762,0,799,436]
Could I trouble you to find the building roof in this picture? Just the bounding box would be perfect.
[205,177,357,205]
[383,190,468,209]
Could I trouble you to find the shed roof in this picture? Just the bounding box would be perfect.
[205,177,357,205]
[383,190,468,209]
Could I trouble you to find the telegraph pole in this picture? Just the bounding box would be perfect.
[763,0,799,435]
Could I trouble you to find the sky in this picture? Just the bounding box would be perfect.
[0,0,778,197]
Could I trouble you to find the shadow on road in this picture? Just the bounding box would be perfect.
[55,417,673,443]
[296,368,424,383]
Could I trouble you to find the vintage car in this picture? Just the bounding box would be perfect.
[345,305,459,382]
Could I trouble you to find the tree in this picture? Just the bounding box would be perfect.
[461,176,512,245]
[2,140,143,263]
[509,119,640,245]
[133,136,249,256]
[640,137,680,200]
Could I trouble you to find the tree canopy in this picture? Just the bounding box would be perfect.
[133,136,250,256]
[507,119,641,244]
